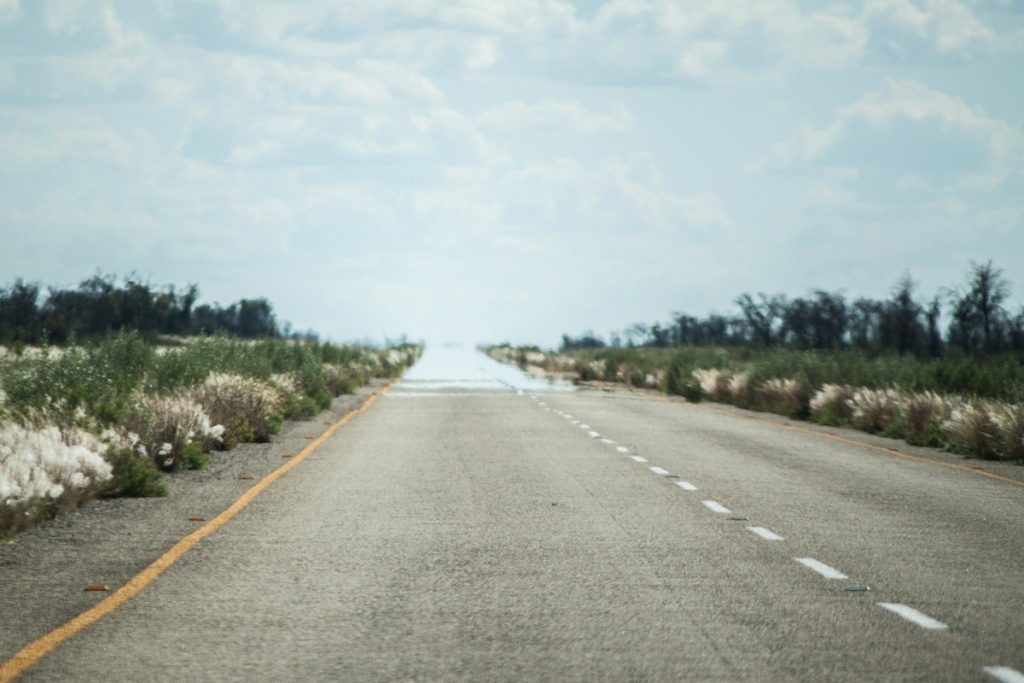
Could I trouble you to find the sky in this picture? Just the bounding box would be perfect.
[0,0,1022,346]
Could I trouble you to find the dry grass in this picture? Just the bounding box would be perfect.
[848,388,902,433]
[190,373,283,447]
[693,369,731,401]
[0,421,113,536]
[943,402,1001,459]
[809,384,857,425]
[757,377,806,417]
[120,393,224,470]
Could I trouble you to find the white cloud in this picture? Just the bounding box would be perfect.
[413,154,728,240]
[594,1,865,75]
[864,0,999,57]
[0,0,19,23]
[0,0,1021,344]
[465,38,498,69]
[228,139,283,165]
[590,0,1016,81]
[479,100,633,132]
[774,78,1024,172]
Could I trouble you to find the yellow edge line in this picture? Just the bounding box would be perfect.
[680,398,1024,489]
[0,389,384,682]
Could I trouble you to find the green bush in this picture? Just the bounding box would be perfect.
[181,442,209,470]
[103,448,168,498]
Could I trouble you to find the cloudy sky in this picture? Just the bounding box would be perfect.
[1,0,1022,345]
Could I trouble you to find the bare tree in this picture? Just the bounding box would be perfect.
[948,260,1011,353]
[736,293,785,346]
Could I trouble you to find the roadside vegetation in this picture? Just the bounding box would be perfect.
[0,275,420,537]
[488,261,1024,464]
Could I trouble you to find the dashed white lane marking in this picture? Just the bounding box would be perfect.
[571,420,581,425]
[649,466,670,475]
[984,666,1024,683]
[588,430,601,438]
[564,414,573,419]
[876,603,949,631]
[538,402,546,406]
[747,526,784,541]
[630,456,648,463]
[599,438,615,444]
[702,500,731,514]
[616,446,630,453]
[795,557,848,580]
[579,424,591,429]
[675,481,698,491]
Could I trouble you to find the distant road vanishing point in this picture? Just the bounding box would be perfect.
[2,345,1023,681]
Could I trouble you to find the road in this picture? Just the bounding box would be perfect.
[3,346,1024,681]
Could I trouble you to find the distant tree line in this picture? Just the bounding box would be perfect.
[0,274,288,344]
[562,261,1024,356]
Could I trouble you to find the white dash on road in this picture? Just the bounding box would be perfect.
[675,481,698,491]
[984,667,1024,683]
[571,420,581,425]
[877,603,949,631]
[795,557,848,580]
[616,446,630,453]
[538,402,546,407]
[588,431,601,438]
[649,466,670,475]
[564,414,573,419]
[579,424,590,429]
[747,526,784,541]
[630,455,649,463]
[702,500,731,513]
[599,438,615,444]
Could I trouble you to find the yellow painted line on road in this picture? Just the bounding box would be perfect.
[685,400,1024,490]
[0,390,384,683]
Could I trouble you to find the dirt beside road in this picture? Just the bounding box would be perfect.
[0,385,378,664]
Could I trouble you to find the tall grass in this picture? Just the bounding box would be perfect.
[0,334,421,536]
[558,345,1024,404]
[487,344,1024,463]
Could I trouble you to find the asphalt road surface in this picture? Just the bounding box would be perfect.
[3,346,1023,681]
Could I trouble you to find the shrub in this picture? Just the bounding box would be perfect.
[322,364,359,396]
[693,369,731,401]
[943,402,1001,459]
[575,359,605,382]
[120,393,223,471]
[666,359,701,401]
[727,372,750,405]
[190,373,282,447]
[102,447,168,498]
[268,372,315,418]
[848,388,902,434]
[896,392,955,447]
[1,421,114,536]
[757,378,806,417]
[989,403,1024,461]
[809,384,856,425]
